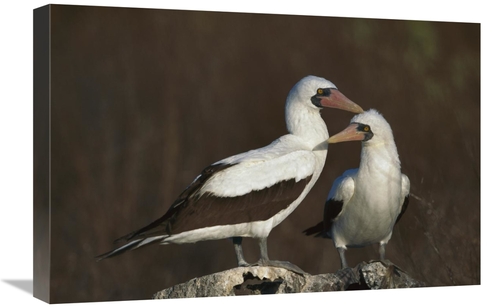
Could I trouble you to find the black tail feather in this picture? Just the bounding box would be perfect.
[303,221,330,238]
[113,209,177,245]
[95,236,165,261]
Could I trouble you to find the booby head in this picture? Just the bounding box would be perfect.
[285,76,363,144]
[286,75,364,113]
[327,109,394,144]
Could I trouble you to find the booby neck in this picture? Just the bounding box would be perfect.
[354,109,401,175]
[284,78,330,151]
[285,103,329,150]
[359,140,401,176]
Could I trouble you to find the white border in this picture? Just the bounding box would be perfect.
[1,1,496,307]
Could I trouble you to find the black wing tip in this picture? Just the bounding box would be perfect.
[94,239,144,262]
[94,250,115,262]
[95,236,166,262]
[94,255,107,262]
[95,162,228,262]
[112,232,136,244]
[94,247,128,262]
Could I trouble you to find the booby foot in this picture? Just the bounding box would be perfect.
[369,259,406,274]
[367,259,406,288]
[255,259,308,275]
[237,260,252,267]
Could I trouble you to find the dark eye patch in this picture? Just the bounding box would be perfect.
[351,122,374,141]
[311,88,333,107]
[357,124,371,132]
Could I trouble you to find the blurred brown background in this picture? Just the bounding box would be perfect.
[45,4,479,303]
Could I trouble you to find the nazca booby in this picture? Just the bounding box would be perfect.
[96,76,364,273]
[304,109,410,269]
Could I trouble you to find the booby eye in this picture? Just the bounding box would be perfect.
[317,88,324,95]
[357,124,374,141]
[355,123,371,133]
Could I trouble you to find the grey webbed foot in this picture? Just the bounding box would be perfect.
[367,259,405,288]
[370,259,406,274]
[255,259,308,275]
[252,237,308,275]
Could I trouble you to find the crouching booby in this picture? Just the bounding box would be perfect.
[303,109,410,269]
[96,76,363,273]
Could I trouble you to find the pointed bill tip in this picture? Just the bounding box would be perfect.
[327,123,366,144]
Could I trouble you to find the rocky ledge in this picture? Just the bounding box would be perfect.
[153,261,426,299]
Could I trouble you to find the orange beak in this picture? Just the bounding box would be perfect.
[319,89,363,114]
[327,123,372,144]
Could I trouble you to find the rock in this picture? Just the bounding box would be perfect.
[360,261,426,289]
[153,261,426,299]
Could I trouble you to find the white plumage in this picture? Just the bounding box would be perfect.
[304,109,410,269]
[97,76,363,273]
[203,137,317,197]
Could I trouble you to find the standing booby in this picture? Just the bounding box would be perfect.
[96,76,363,272]
[303,109,410,269]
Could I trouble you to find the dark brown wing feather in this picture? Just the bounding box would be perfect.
[117,162,312,241]
[395,195,409,224]
[115,163,234,242]
[169,175,312,234]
